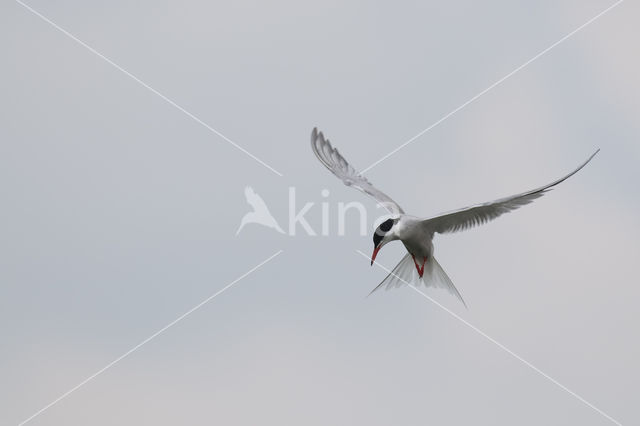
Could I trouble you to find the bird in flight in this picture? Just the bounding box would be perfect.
[310,128,599,304]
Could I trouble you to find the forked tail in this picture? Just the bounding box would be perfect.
[369,254,467,307]
[421,256,467,308]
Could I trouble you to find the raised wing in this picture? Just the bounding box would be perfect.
[311,128,404,214]
[422,150,599,234]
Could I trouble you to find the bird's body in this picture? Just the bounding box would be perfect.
[310,127,598,304]
[395,216,433,261]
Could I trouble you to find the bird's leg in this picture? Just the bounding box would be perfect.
[411,254,428,278]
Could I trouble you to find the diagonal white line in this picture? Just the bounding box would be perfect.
[360,0,624,175]
[14,0,284,177]
[17,250,283,426]
[356,250,623,426]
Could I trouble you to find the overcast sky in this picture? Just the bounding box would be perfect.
[1,0,639,425]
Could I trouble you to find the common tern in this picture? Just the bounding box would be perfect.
[310,128,599,304]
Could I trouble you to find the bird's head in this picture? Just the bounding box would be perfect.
[371,218,399,265]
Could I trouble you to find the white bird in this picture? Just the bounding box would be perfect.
[310,128,599,304]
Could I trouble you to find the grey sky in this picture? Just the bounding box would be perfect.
[1,0,638,425]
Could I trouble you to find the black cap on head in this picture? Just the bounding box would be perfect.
[373,219,393,247]
[379,218,393,232]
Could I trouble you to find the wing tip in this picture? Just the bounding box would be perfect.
[311,127,330,148]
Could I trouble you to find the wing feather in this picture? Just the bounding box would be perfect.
[311,128,404,214]
[422,150,599,234]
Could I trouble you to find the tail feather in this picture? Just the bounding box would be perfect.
[368,253,415,296]
[421,257,467,308]
[369,254,466,307]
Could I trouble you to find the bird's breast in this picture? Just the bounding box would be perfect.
[396,217,433,258]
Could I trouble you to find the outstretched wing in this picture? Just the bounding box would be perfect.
[422,150,599,234]
[311,128,404,215]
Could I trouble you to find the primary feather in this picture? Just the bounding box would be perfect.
[421,149,599,234]
[311,128,405,215]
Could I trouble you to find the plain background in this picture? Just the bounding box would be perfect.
[1,0,638,425]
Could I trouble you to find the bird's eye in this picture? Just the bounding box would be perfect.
[379,219,393,232]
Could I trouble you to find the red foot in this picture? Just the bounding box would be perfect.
[411,254,428,278]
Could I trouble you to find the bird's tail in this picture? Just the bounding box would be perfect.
[420,257,467,308]
[368,254,466,307]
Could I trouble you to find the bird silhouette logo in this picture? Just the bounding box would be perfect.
[236,186,285,235]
